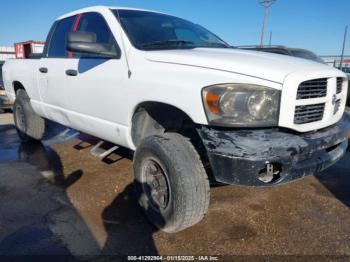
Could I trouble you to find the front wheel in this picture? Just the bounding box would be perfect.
[13,89,45,142]
[133,133,210,233]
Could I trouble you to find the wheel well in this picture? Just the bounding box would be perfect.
[131,102,197,147]
[131,102,212,179]
[13,81,25,94]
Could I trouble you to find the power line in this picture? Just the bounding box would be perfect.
[259,0,276,46]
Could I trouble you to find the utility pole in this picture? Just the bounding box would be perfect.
[259,0,276,47]
[269,31,272,46]
[340,25,348,70]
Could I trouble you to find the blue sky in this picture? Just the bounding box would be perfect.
[0,0,349,55]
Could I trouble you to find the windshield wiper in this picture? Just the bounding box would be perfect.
[141,40,195,48]
[198,42,230,48]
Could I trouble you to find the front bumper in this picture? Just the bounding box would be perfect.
[197,111,350,186]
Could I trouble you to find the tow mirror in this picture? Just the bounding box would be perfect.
[66,32,119,58]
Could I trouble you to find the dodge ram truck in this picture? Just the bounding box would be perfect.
[3,6,350,233]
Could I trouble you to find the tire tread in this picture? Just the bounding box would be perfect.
[134,132,210,233]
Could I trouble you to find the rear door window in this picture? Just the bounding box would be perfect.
[47,16,75,58]
[0,64,3,84]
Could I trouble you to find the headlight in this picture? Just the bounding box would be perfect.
[0,90,5,96]
[202,84,281,127]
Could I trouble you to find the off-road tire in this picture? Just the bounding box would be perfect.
[13,89,45,142]
[133,132,210,233]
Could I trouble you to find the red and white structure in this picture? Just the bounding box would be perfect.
[14,41,45,59]
[0,46,15,61]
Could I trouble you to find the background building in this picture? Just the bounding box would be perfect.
[320,55,350,68]
[14,41,44,59]
[0,46,15,61]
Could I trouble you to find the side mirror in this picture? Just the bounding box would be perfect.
[66,32,119,58]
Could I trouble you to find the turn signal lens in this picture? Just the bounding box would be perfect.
[204,92,220,114]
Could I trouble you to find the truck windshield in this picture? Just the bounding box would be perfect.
[291,50,325,64]
[113,9,229,50]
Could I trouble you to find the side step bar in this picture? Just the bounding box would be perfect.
[44,128,80,145]
[90,141,119,160]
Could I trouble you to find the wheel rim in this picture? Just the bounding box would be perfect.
[142,159,170,211]
[15,105,26,133]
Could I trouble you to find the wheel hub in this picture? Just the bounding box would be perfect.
[143,159,170,210]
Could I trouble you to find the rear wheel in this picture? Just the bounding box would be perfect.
[133,133,210,233]
[13,89,45,142]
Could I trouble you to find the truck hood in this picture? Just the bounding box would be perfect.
[145,48,337,84]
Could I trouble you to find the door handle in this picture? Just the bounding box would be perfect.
[66,69,78,76]
[39,67,48,73]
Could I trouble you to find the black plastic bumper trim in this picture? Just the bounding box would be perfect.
[197,112,350,186]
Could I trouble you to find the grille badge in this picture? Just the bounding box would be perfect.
[332,94,337,105]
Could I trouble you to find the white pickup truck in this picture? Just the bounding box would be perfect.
[3,6,350,233]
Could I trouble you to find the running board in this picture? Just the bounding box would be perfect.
[90,141,119,160]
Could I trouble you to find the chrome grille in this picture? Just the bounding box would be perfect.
[294,103,325,124]
[297,78,327,100]
[336,78,343,94]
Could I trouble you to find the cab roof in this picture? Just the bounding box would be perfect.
[56,5,164,20]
